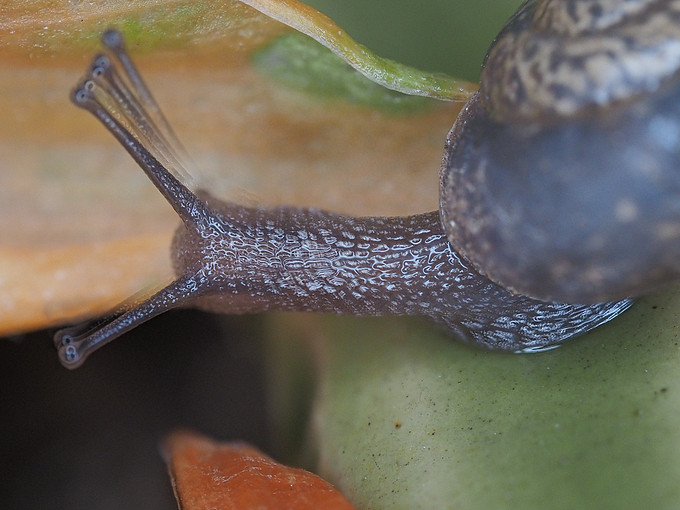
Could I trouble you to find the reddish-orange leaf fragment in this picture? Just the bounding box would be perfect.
[164,430,356,510]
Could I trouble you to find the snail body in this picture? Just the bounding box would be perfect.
[443,0,680,303]
[55,0,676,368]
[169,203,629,352]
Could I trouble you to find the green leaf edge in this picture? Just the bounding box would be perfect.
[238,0,478,101]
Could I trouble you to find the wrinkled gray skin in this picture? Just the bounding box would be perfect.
[55,16,636,369]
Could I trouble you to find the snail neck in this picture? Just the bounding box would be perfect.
[173,203,457,318]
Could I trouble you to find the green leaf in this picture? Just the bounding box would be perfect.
[239,0,477,101]
[253,32,435,114]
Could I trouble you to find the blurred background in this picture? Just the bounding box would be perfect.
[0,1,520,509]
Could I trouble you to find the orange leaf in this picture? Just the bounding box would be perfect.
[0,2,463,336]
[164,430,356,510]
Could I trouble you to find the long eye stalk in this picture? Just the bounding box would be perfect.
[58,31,213,368]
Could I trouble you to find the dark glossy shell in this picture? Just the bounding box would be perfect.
[440,0,680,303]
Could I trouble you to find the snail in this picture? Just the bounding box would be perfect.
[55,0,680,369]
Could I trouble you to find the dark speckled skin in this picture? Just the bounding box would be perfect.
[170,200,631,352]
[55,24,634,369]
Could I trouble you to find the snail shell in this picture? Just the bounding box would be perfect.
[441,0,680,303]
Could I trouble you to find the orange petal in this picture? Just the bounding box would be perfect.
[164,430,356,510]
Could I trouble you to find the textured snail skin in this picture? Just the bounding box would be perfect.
[169,198,631,353]
[55,17,636,368]
[442,0,680,303]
